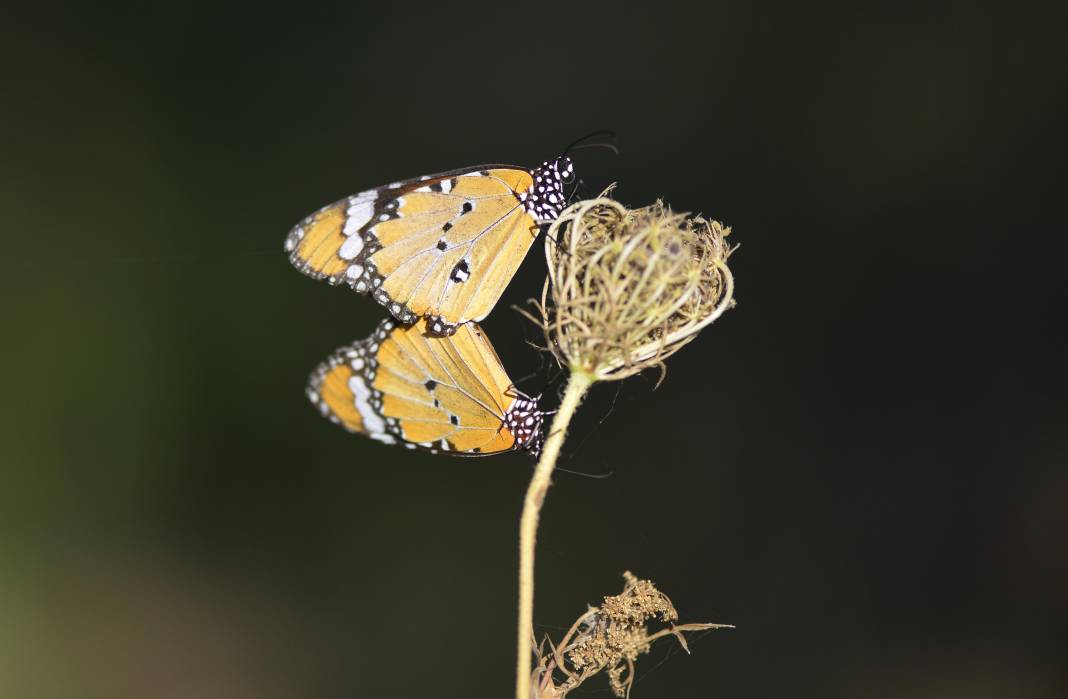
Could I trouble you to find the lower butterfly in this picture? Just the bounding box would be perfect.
[307,318,544,456]
[285,156,574,336]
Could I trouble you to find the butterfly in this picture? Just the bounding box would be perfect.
[306,317,545,456]
[285,156,574,336]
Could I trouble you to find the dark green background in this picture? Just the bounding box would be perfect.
[2,3,1065,697]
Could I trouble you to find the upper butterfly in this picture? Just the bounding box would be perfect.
[284,156,574,336]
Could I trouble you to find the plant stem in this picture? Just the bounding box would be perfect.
[516,369,594,699]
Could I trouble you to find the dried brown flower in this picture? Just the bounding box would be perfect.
[533,572,731,698]
[531,195,735,383]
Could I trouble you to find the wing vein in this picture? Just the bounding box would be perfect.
[432,203,524,315]
[393,328,503,419]
[453,210,528,323]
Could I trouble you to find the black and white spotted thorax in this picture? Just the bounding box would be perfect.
[505,396,545,456]
[518,156,573,222]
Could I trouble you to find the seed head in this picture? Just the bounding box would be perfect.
[533,194,735,383]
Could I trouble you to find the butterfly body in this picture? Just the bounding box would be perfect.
[286,157,573,335]
[307,318,545,456]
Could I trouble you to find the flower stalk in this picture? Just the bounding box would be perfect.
[515,193,736,698]
[516,369,594,699]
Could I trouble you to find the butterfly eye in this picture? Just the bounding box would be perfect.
[557,157,575,183]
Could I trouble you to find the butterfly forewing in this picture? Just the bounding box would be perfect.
[285,159,572,334]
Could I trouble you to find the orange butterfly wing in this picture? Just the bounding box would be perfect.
[286,167,539,334]
[306,318,543,455]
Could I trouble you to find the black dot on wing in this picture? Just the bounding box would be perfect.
[450,415,459,425]
[436,240,447,251]
[472,447,481,453]
[450,259,470,283]
[461,201,473,214]
[425,380,437,391]
[442,221,453,232]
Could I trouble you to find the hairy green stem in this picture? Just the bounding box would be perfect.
[516,369,594,699]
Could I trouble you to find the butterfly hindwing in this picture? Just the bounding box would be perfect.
[306,318,544,456]
[285,158,573,334]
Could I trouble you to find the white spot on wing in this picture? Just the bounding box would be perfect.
[284,227,304,252]
[344,200,375,235]
[440,179,452,194]
[339,234,364,260]
[349,375,386,436]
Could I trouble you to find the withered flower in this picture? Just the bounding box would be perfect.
[536,194,735,382]
[534,572,731,698]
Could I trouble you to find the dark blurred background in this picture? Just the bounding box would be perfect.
[2,2,1066,697]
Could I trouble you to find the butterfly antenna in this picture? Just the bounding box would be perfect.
[507,373,540,391]
[567,141,621,156]
[562,129,619,157]
[552,464,615,479]
[567,177,592,204]
[562,383,623,463]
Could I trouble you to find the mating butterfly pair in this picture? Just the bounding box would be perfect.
[287,155,574,456]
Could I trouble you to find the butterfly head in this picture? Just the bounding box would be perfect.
[555,155,575,182]
[523,156,574,223]
[505,395,545,457]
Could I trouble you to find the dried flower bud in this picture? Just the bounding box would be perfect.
[534,194,735,382]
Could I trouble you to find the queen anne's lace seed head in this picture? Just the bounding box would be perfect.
[534,194,735,383]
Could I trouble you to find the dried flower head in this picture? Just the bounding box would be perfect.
[534,572,731,698]
[534,194,735,382]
